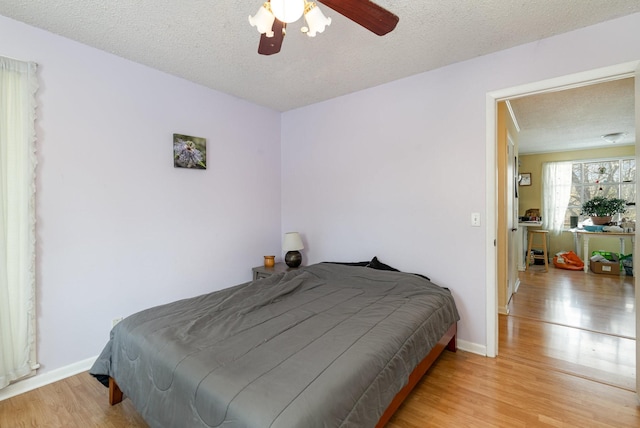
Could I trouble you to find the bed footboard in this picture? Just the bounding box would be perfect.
[375,322,457,427]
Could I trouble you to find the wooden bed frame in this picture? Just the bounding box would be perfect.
[108,322,457,427]
[375,322,457,427]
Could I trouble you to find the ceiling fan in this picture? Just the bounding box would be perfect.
[249,0,399,55]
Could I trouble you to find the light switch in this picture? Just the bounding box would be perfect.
[471,212,481,227]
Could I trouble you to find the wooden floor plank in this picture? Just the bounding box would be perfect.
[0,373,148,428]
[504,266,636,390]
[499,315,636,390]
[509,268,635,338]
[387,351,640,428]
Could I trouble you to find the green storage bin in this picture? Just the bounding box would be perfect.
[620,253,633,276]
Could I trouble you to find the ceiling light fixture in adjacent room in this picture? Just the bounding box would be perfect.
[601,132,626,143]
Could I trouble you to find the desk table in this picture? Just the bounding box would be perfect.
[571,229,635,273]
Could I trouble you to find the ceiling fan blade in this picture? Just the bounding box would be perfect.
[258,19,286,55]
[318,0,398,36]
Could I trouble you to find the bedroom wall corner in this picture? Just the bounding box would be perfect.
[0,13,282,386]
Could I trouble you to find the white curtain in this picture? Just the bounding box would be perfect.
[0,56,39,390]
[541,161,573,235]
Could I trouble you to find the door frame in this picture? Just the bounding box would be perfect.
[485,61,639,396]
[506,133,519,301]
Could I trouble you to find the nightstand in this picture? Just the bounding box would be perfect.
[252,263,298,281]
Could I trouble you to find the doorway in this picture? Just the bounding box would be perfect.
[485,61,640,395]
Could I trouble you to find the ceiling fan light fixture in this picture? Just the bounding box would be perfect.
[270,0,305,24]
[601,132,626,144]
[249,2,276,37]
[252,0,397,55]
[303,2,331,37]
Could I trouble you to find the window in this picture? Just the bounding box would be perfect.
[565,157,636,226]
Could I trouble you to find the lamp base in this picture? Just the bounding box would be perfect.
[285,250,302,268]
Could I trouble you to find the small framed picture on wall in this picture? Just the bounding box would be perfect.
[173,133,207,170]
[519,172,531,186]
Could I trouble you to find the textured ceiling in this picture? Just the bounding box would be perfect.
[510,78,636,154]
[1,1,638,154]
[1,0,640,113]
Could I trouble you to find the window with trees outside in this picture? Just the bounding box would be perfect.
[565,157,636,227]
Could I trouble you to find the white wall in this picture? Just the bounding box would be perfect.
[0,15,282,376]
[282,13,640,349]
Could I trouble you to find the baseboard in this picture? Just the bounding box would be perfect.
[457,339,487,356]
[0,356,97,402]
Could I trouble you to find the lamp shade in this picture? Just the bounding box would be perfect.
[283,232,304,251]
[270,0,305,23]
[304,2,331,37]
[249,3,276,37]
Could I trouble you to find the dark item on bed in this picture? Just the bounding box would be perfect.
[323,256,430,281]
[92,263,459,427]
[322,256,399,272]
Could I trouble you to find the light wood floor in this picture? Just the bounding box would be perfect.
[1,268,638,427]
[504,265,636,391]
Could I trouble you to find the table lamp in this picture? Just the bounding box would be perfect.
[283,232,304,268]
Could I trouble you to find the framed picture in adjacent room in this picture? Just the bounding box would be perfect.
[173,133,207,169]
[519,172,531,186]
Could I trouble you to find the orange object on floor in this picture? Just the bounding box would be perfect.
[553,251,584,270]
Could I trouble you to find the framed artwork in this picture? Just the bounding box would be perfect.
[173,133,206,169]
[519,172,531,186]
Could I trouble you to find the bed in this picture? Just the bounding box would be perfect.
[90,261,459,427]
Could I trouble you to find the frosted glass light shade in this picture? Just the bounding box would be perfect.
[304,3,331,37]
[249,3,276,37]
[283,232,304,251]
[601,132,626,143]
[271,0,305,23]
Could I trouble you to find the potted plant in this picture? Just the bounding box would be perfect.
[580,196,627,225]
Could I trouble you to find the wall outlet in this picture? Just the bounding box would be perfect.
[112,317,123,328]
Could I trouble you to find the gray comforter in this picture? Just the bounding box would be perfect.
[90,263,459,428]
